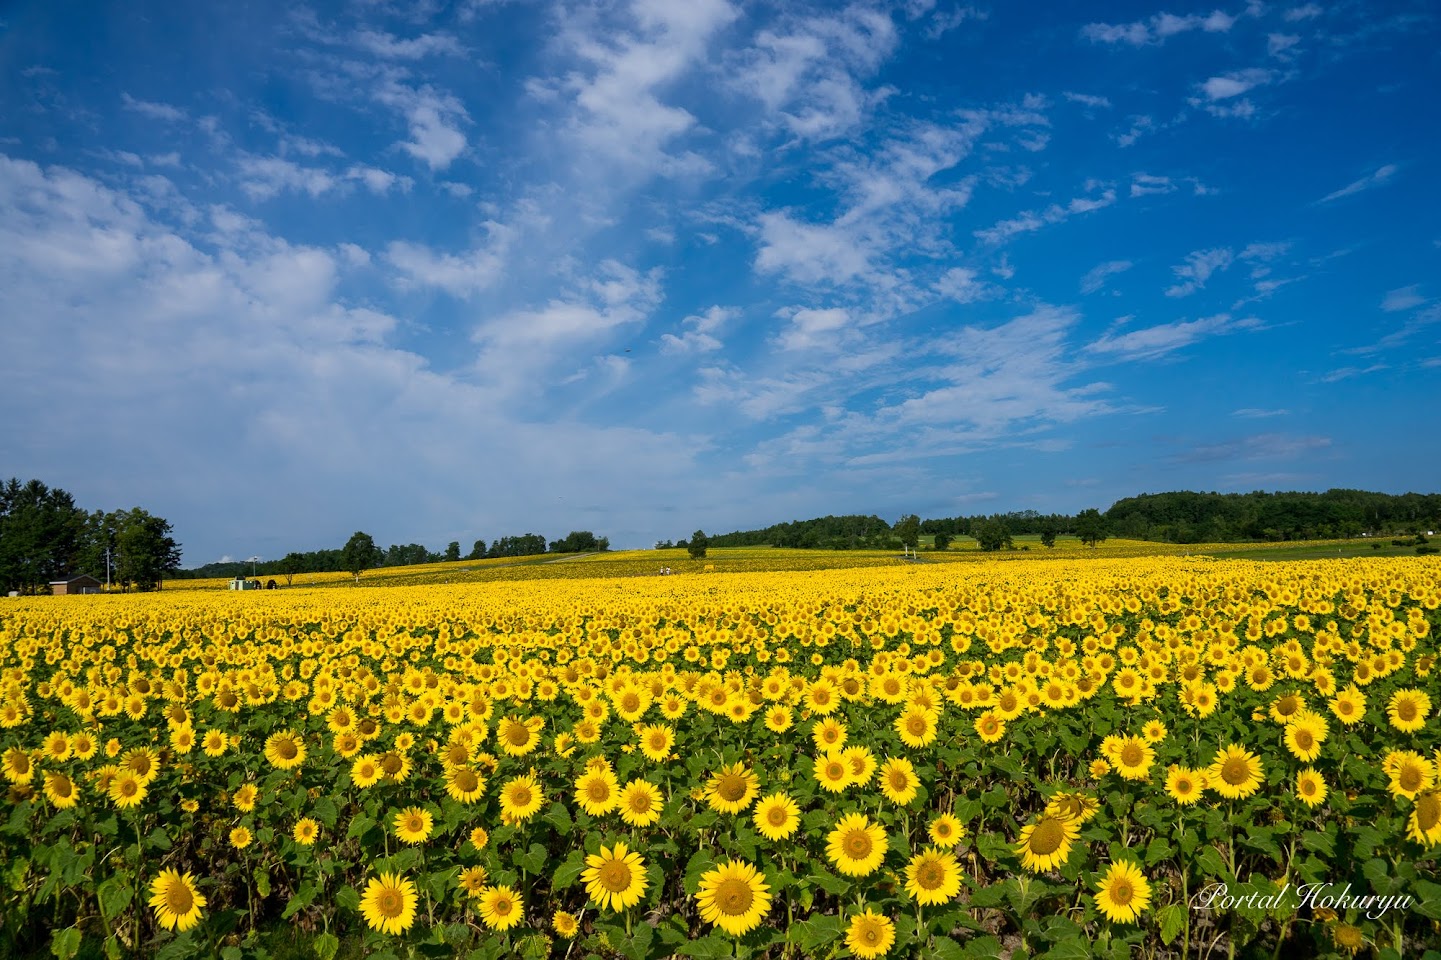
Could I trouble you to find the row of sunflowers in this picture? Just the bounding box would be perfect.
[1,556,1438,958]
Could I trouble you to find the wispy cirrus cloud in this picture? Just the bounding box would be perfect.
[1080,10,1235,46]
[1165,248,1234,297]
[1317,163,1397,203]
[1080,259,1133,294]
[1086,313,1261,361]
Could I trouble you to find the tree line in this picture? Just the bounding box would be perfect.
[173,529,611,582]
[0,478,181,594]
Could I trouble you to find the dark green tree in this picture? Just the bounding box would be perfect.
[688,529,709,559]
[1075,508,1109,549]
[445,541,461,563]
[975,518,1013,552]
[932,532,951,551]
[279,552,305,586]
[0,478,88,593]
[893,514,921,550]
[466,539,487,561]
[342,531,380,582]
[112,508,182,591]
[1039,519,1058,549]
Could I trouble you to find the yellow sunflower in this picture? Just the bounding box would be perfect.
[1207,744,1264,800]
[149,869,207,932]
[894,705,938,748]
[582,841,649,912]
[108,770,147,809]
[1388,689,1431,734]
[499,774,544,823]
[445,765,486,804]
[1283,711,1328,763]
[928,813,966,848]
[752,791,800,842]
[705,763,759,814]
[552,909,579,938]
[1328,687,1366,726]
[826,812,889,877]
[974,711,1006,743]
[1114,736,1155,782]
[635,723,675,762]
[1407,789,1441,848]
[695,860,772,936]
[393,806,433,845]
[293,817,319,846]
[618,779,665,827]
[263,730,307,770]
[814,751,853,794]
[904,848,962,905]
[878,757,919,805]
[845,909,896,958]
[1015,815,1079,872]
[1094,860,1151,924]
[360,872,417,934]
[42,771,79,810]
[478,885,524,931]
[575,767,621,817]
[1295,769,1327,808]
[458,865,489,899]
[1164,766,1207,806]
[1385,750,1434,800]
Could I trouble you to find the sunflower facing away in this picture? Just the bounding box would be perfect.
[1094,860,1152,924]
[582,840,649,912]
[149,869,207,932]
[359,872,417,935]
[695,859,772,936]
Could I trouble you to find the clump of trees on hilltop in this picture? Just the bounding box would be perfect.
[0,478,181,593]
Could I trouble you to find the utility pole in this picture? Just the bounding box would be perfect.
[104,546,111,590]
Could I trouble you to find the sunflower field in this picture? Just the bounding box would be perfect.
[1,556,1439,959]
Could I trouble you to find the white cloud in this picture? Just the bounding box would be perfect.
[555,0,738,176]
[755,211,871,286]
[1283,4,1323,21]
[1233,407,1289,418]
[734,5,898,142]
[1080,259,1133,294]
[120,93,187,122]
[1320,363,1387,383]
[1317,164,1398,203]
[1086,313,1261,360]
[1063,92,1112,109]
[236,156,339,200]
[1199,68,1274,100]
[973,186,1116,244]
[354,30,464,58]
[659,305,731,354]
[1130,173,1175,197]
[935,267,994,303]
[1267,33,1301,58]
[775,306,854,352]
[1381,285,1426,312]
[924,5,987,40]
[1165,247,1234,297]
[375,83,469,171]
[384,222,511,297]
[1115,115,1155,148]
[1081,10,1236,45]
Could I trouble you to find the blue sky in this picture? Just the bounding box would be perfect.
[1,0,1437,564]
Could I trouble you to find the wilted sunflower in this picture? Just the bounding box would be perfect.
[1094,860,1151,924]
[826,812,888,877]
[149,869,207,932]
[1207,744,1264,800]
[705,763,759,814]
[360,872,417,935]
[1015,815,1079,872]
[478,885,524,931]
[752,791,800,841]
[904,848,961,905]
[845,909,895,959]
[695,860,772,936]
[582,841,649,912]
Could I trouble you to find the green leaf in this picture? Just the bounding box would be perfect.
[1036,941,1091,960]
[49,927,82,959]
[789,914,842,950]
[1143,837,1173,865]
[254,865,271,899]
[677,934,733,959]
[283,881,319,920]
[346,815,375,840]
[684,851,718,897]
[314,931,339,960]
[1156,903,1186,946]
[335,885,361,912]
[146,827,173,851]
[221,948,242,960]
[923,938,968,960]
[807,869,850,896]
[513,842,549,875]
[960,935,1006,959]
[312,797,338,830]
[97,876,133,921]
[553,848,586,890]
[543,802,573,836]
